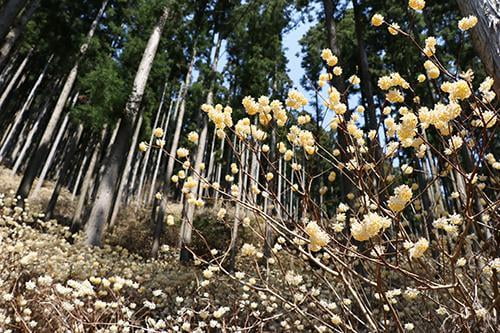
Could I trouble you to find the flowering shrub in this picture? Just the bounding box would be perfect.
[142,5,498,331]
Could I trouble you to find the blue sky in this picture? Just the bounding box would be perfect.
[283,15,317,95]
[213,8,318,100]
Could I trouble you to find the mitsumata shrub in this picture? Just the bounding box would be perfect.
[1,0,498,332]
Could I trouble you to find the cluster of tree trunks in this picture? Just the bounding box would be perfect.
[0,0,497,265]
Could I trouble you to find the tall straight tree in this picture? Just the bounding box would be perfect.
[71,127,107,233]
[85,5,170,246]
[165,47,197,184]
[352,0,376,132]
[322,0,353,200]
[108,114,143,227]
[135,79,168,202]
[0,0,39,68]
[456,0,500,95]
[0,49,29,111]
[178,34,222,262]
[16,0,109,200]
[0,54,50,161]
[0,0,28,41]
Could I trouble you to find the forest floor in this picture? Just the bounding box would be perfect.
[0,165,244,260]
[0,165,299,331]
[0,165,76,220]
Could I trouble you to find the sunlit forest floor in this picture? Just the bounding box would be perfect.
[1,165,316,332]
[0,166,75,218]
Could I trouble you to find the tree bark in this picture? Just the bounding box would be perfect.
[165,47,197,185]
[108,114,143,227]
[457,0,500,96]
[178,37,221,262]
[322,0,353,200]
[16,0,108,200]
[85,6,169,246]
[147,112,167,203]
[136,92,171,202]
[127,83,170,203]
[0,49,18,89]
[0,0,28,41]
[0,49,29,111]
[0,55,49,161]
[45,124,84,220]
[11,93,51,173]
[71,128,106,233]
[352,0,376,131]
[204,129,217,193]
[0,0,39,68]
[214,136,225,203]
[227,143,245,271]
[32,94,76,197]
[71,147,90,200]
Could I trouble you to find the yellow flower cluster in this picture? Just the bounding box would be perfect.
[445,135,463,155]
[317,72,332,88]
[285,90,308,110]
[378,72,410,90]
[441,80,472,101]
[241,243,257,257]
[202,103,233,131]
[182,176,197,193]
[305,221,330,252]
[433,215,463,236]
[153,127,164,138]
[176,147,189,158]
[408,0,425,11]
[235,118,267,141]
[242,96,288,126]
[386,89,405,103]
[424,60,440,79]
[351,212,392,242]
[320,48,338,67]
[325,86,348,118]
[230,163,239,174]
[423,36,437,56]
[328,171,336,182]
[388,23,400,35]
[297,114,311,125]
[418,102,461,135]
[478,77,496,102]
[409,238,429,259]
[371,14,384,27]
[333,66,343,76]
[384,117,397,138]
[486,153,500,170]
[388,184,413,212]
[271,100,287,126]
[347,120,363,140]
[458,15,478,31]
[285,271,303,286]
[349,74,361,85]
[472,108,497,128]
[230,184,239,197]
[138,141,148,152]
[188,131,199,143]
[397,112,419,147]
[287,125,316,155]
